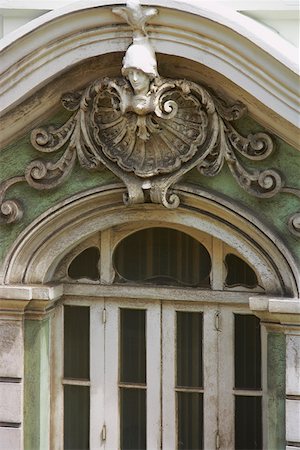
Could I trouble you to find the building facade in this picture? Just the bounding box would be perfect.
[0,1,299,449]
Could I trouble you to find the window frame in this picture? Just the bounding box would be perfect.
[51,297,267,450]
[50,226,266,449]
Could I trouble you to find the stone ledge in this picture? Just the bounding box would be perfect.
[0,284,63,301]
[250,296,300,327]
[0,284,63,319]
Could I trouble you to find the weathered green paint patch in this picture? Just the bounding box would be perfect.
[24,318,50,450]
[184,116,300,264]
[267,332,286,450]
[1,112,299,268]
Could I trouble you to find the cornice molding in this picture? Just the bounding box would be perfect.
[0,284,63,319]
[0,0,299,149]
[250,296,300,328]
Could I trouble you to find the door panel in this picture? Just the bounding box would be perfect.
[105,300,161,450]
[59,300,263,450]
[162,304,218,450]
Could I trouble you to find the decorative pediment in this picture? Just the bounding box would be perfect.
[0,0,299,235]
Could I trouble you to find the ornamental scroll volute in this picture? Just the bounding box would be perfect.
[1,0,299,230]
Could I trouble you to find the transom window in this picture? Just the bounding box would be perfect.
[51,226,265,450]
[57,226,262,292]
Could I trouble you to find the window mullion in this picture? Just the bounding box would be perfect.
[103,301,119,450]
[100,229,114,284]
[146,303,162,450]
[211,237,224,290]
[217,308,235,448]
[203,307,219,450]
[90,302,105,450]
[161,303,176,450]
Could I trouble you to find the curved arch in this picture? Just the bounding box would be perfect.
[0,0,299,149]
[2,183,299,298]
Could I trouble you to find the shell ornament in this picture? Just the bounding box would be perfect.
[1,0,299,230]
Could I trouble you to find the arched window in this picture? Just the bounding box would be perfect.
[53,226,264,450]
[113,228,211,287]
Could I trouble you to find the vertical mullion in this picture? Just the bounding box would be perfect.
[162,303,176,450]
[203,307,218,450]
[90,302,105,450]
[104,301,119,450]
[147,302,161,449]
[211,238,224,290]
[218,308,235,449]
[261,324,268,450]
[100,229,114,284]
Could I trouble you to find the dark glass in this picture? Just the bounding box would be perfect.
[120,309,146,384]
[225,254,258,288]
[68,247,100,280]
[120,388,146,450]
[64,385,90,450]
[177,392,203,450]
[235,396,262,450]
[235,314,261,389]
[64,306,90,379]
[177,312,203,388]
[113,228,211,287]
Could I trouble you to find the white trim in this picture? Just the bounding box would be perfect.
[0,284,63,300]
[0,1,299,12]
[90,302,105,450]
[250,296,300,314]
[218,308,235,448]
[203,307,218,450]
[146,303,162,450]
[0,0,299,150]
[103,300,119,450]
[161,303,176,449]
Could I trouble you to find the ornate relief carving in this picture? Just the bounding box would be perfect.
[0,0,299,233]
[288,213,300,237]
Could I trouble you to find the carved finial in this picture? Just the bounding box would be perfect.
[113,0,158,36]
[113,0,159,83]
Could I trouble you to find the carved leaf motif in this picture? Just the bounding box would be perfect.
[1,75,299,233]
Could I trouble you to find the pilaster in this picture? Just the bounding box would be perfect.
[0,284,62,450]
[250,296,300,450]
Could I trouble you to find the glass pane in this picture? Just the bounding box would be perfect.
[177,312,203,388]
[235,314,261,389]
[114,227,211,287]
[120,388,146,450]
[235,396,262,450]
[64,385,90,450]
[225,254,258,288]
[64,306,89,379]
[68,247,100,280]
[120,309,146,384]
[177,392,203,450]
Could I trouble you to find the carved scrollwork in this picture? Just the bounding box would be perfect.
[0,176,24,223]
[0,0,299,235]
[288,213,300,237]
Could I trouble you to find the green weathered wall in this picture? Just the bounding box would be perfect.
[1,111,299,268]
[24,318,50,450]
[186,117,300,264]
[267,332,286,450]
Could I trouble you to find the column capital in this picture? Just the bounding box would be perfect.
[0,284,63,320]
[250,296,300,333]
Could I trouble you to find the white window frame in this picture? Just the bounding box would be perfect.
[50,226,266,449]
[51,296,266,450]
